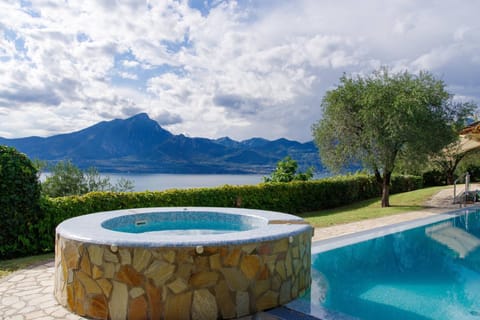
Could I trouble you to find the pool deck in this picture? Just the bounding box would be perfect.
[0,186,474,319]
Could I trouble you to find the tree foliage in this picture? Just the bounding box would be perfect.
[263,156,314,183]
[426,102,478,184]
[41,160,134,197]
[0,146,42,258]
[312,67,474,207]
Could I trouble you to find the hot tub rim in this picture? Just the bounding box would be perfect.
[56,206,313,247]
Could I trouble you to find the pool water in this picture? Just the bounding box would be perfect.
[101,211,264,235]
[110,219,251,234]
[290,209,480,320]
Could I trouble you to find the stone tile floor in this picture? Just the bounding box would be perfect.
[0,256,293,320]
[0,186,470,319]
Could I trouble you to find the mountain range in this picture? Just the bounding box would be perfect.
[0,113,324,174]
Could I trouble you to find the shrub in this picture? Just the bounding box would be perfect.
[459,165,480,182]
[34,174,422,254]
[41,160,134,197]
[0,146,42,258]
[422,169,448,187]
[263,156,314,182]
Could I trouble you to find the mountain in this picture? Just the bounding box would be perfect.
[0,113,324,174]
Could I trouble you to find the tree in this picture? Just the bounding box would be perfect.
[312,67,473,207]
[41,160,134,197]
[428,106,478,184]
[430,138,474,185]
[263,156,314,182]
[0,146,41,257]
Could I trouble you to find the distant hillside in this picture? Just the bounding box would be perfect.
[0,113,325,174]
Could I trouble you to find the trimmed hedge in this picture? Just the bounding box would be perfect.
[0,146,42,258]
[31,174,422,255]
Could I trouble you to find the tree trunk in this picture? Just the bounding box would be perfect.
[446,169,455,185]
[377,170,392,208]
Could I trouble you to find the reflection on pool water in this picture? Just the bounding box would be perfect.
[290,207,480,320]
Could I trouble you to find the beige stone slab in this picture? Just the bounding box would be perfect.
[313,210,446,241]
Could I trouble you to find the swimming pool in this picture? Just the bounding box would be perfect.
[289,207,480,320]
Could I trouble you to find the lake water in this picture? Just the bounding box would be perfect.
[93,173,264,192]
[40,172,330,192]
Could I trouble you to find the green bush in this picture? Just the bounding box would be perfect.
[0,146,42,258]
[34,174,422,254]
[41,160,134,197]
[459,165,480,183]
[422,169,448,187]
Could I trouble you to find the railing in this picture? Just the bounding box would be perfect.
[453,172,471,207]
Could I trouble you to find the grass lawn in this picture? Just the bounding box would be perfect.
[301,186,448,227]
[0,252,54,279]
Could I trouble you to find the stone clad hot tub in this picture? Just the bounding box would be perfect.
[54,207,313,319]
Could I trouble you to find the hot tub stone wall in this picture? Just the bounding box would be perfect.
[54,230,312,320]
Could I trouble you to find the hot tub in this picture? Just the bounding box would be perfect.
[54,207,313,319]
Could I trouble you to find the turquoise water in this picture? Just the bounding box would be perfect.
[292,210,480,320]
[111,219,250,235]
[101,211,260,235]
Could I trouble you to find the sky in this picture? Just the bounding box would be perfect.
[1,0,479,142]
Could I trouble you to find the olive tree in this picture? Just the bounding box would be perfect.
[313,68,473,207]
[42,160,134,197]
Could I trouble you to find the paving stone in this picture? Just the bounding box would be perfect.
[132,248,152,272]
[129,286,145,299]
[192,289,218,320]
[215,280,236,319]
[2,295,20,305]
[29,294,56,306]
[24,310,48,319]
[257,290,279,311]
[109,281,128,320]
[165,291,192,320]
[5,307,22,316]
[221,268,249,291]
[11,300,26,309]
[240,254,261,279]
[16,305,36,314]
[189,271,219,288]
[236,291,250,317]
[15,282,39,290]
[7,275,25,282]
[115,265,144,286]
[51,308,70,317]
[87,245,104,266]
[167,277,188,294]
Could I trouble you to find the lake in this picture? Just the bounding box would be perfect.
[40,172,331,192]
[93,173,265,192]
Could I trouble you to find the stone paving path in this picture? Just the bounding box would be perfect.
[0,259,284,320]
[0,185,476,319]
[0,260,82,320]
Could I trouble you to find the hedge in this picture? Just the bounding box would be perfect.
[0,146,42,258]
[0,174,421,258]
[26,174,422,256]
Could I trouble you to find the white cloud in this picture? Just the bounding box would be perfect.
[0,0,479,141]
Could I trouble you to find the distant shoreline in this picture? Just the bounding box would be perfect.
[39,172,330,192]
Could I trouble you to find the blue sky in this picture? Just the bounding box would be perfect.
[1,0,479,141]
